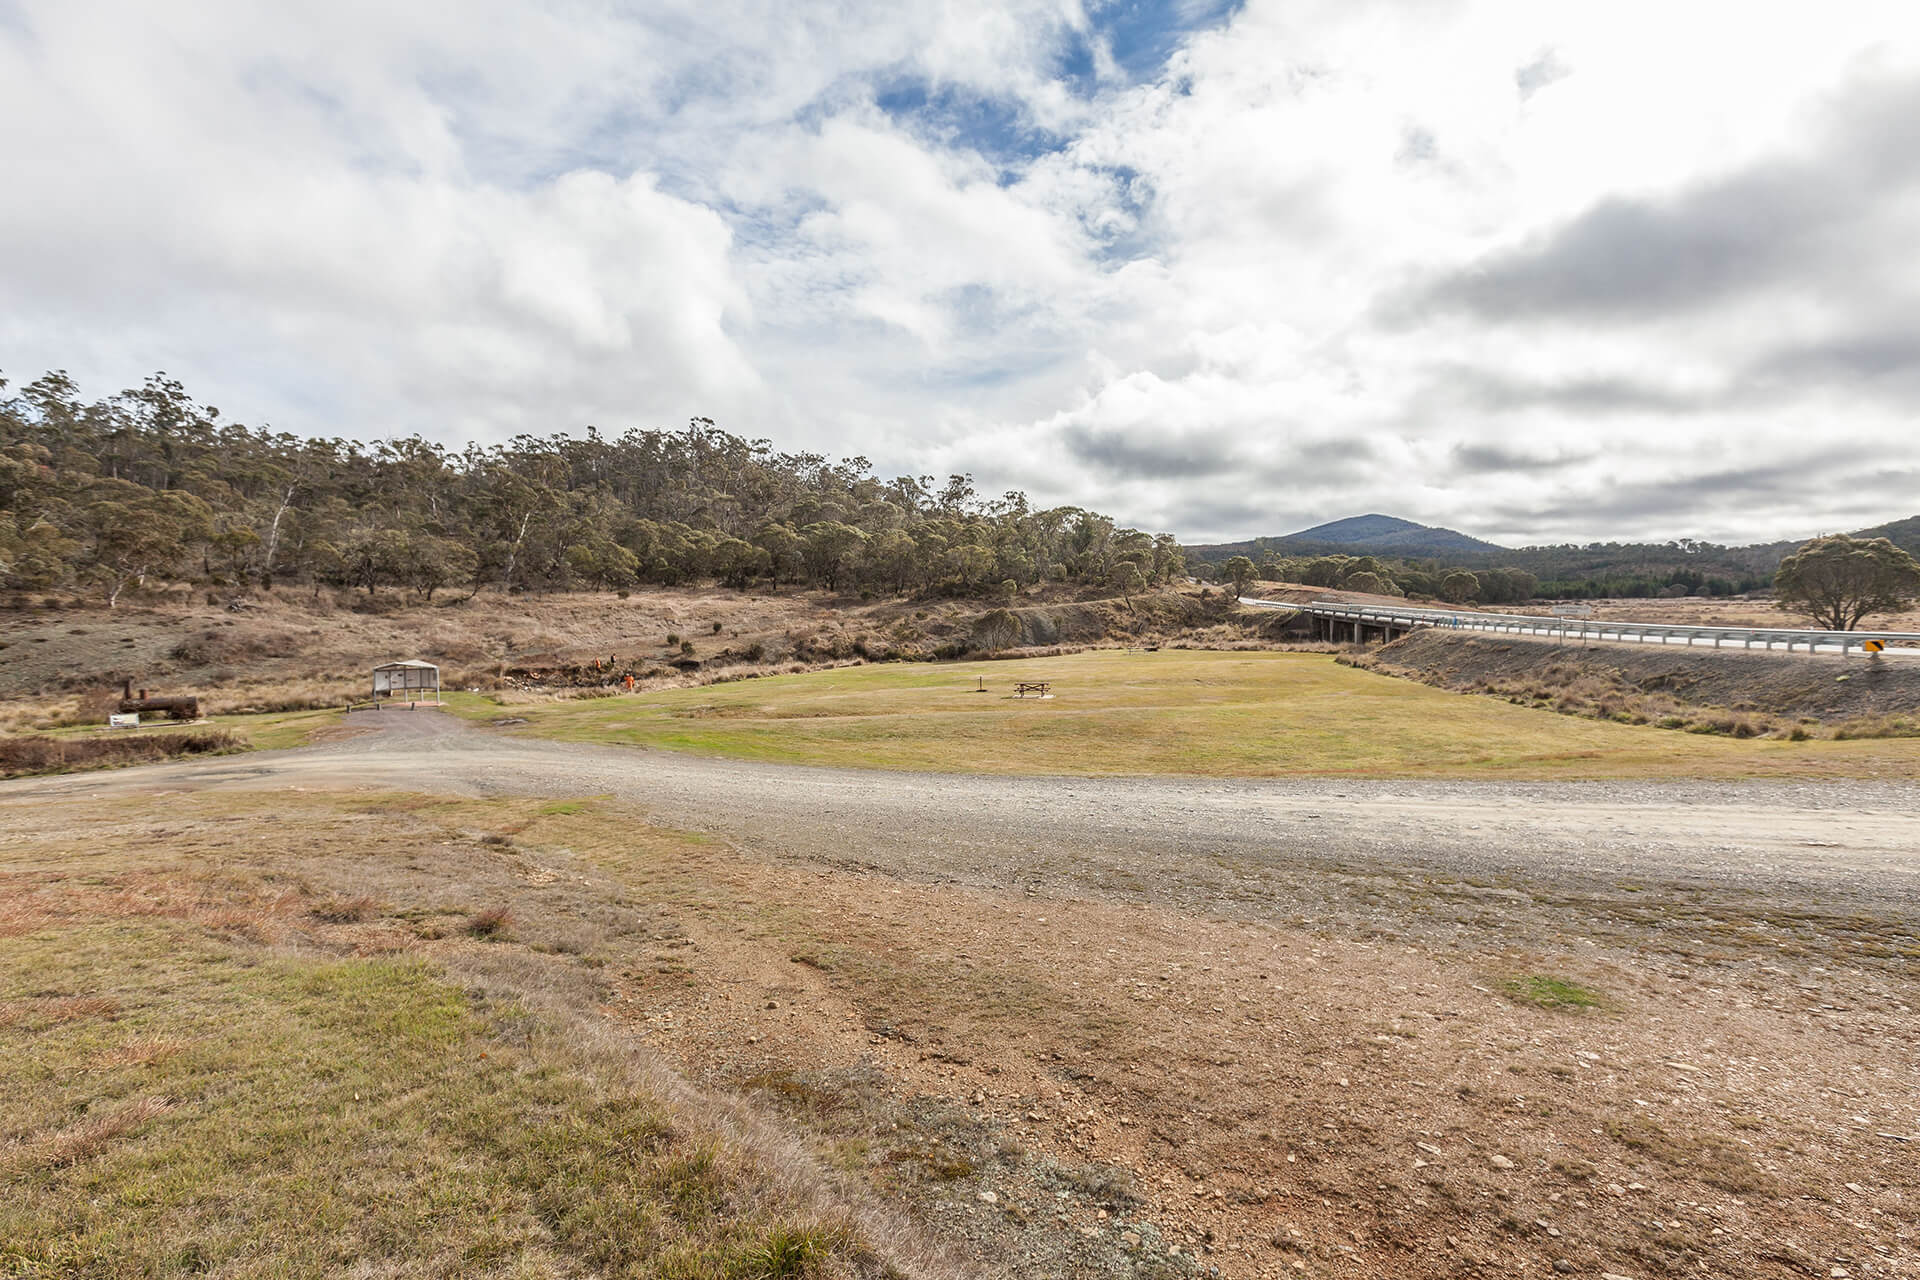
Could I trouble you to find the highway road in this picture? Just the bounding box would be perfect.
[1242,596,1920,657]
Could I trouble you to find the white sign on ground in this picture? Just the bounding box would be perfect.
[109,713,139,728]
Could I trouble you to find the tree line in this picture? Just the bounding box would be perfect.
[1210,538,1920,630]
[1204,553,1540,605]
[0,370,1184,606]
[1195,538,1784,601]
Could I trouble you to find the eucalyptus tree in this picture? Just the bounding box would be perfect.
[1775,535,1920,630]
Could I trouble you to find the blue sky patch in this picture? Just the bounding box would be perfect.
[874,78,1067,175]
[1091,0,1244,79]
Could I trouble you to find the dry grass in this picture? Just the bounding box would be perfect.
[470,647,1920,780]
[1604,1118,1777,1195]
[0,994,119,1030]
[0,728,242,777]
[8,1095,178,1173]
[309,894,376,923]
[88,1035,187,1070]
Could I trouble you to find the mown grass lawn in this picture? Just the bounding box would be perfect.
[473,649,1920,780]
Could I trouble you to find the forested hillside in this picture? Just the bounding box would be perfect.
[0,371,1182,605]
[1196,532,1817,601]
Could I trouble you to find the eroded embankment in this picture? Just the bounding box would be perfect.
[1355,628,1920,733]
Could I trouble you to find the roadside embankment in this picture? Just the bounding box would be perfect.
[0,728,243,778]
[1353,628,1920,738]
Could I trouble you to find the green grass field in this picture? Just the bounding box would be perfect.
[472,649,1920,779]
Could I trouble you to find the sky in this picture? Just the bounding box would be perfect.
[3,0,1918,547]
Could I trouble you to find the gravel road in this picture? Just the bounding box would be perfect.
[11,711,1917,956]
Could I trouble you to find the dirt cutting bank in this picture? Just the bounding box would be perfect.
[0,587,1277,718]
[1361,629,1920,725]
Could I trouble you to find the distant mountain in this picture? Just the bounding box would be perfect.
[1190,513,1504,561]
[1854,514,1920,556]
[1286,514,1505,555]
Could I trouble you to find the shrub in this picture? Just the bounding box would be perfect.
[734,1226,838,1278]
[0,729,242,778]
[972,607,1020,651]
[466,906,513,938]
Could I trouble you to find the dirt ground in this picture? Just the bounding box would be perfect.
[7,714,1915,1278]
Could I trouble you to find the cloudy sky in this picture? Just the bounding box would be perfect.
[3,1,1918,546]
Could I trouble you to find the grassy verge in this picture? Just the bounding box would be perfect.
[224,706,345,751]
[0,794,893,1280]
[0,707,342,777]
[458,649,1920,780]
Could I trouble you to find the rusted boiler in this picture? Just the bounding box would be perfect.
[119,679,201,722]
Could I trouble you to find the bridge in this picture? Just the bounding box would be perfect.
[1238,597,1920,657]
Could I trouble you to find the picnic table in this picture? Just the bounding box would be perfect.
[1014,681,1051,698]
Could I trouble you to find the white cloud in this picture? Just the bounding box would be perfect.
[4,0,1920,544]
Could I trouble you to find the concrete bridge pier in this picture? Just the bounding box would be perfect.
[1333,618,1410,645]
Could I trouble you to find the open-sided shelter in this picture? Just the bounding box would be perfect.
[371,660,441,705]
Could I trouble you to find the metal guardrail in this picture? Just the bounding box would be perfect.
[1239,597,1920,657]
